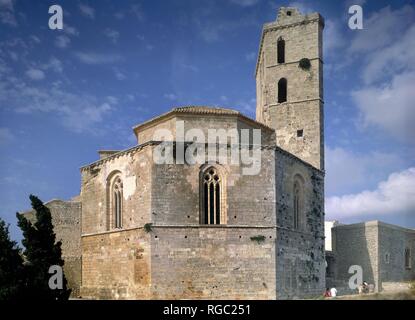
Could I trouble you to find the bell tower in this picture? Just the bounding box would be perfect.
[255,7,325,170]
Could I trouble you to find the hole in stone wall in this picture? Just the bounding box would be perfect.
[287,11,292,16]
[184,235,187,239]
[297,129,304,138]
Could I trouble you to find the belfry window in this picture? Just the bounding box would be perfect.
[202,168,221,225]
[278,78,287,103]
[277,38,285,64]
[112,176,123,229]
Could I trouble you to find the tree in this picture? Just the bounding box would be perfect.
[0,218,25,300]
[16,195,71,300]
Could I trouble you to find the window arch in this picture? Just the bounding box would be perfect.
[278,78,287,103]
[293,175,304,230]
[106,171,123,230]
[201,167,222,225]
[277,37,285,64]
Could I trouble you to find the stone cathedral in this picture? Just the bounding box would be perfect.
[26,8,327,299]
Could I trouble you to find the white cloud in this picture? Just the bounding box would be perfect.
[287,1,314,14]
[113,68,126,80]
[0,127,14,145]
[229,0,259,7]
[43,57,63,73]
[164,93,178,101]
[326,167,415,220]
[55,35,71,48]
[106,96,118,105]
[191,9,259,43]
[75,52,121,65]
[0,66,116,133]
[324,19,345,54]
[180,63,199,72]
[79,3,95,19]
[25,68,45,81]
[114,12,125,20]
[346,5,415,143]
[325,146,405,196]
[104,28,120,44]
[361,24,415,85]
[0,0,17,26]
[131,4,144,21]
[352,71,415,142]
[64,24,79,36]
[349,5,415,55]
[30,35,41,44]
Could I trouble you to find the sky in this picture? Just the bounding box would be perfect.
[0,0,414,241]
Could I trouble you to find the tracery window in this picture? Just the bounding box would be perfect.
[202,167,221,225]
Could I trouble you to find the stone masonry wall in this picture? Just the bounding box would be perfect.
[22,199,81,297]
[378,223,415,286]
[80,145,153,235]
[331,221,415,292]
[332,222,380,291]
[148,145,277,299]
[150,226,276,299]
[275,150,325,298]
[81,228,150,299]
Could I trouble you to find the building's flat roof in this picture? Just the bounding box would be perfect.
[333,220,415,233]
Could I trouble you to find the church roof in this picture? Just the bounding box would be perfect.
[132,105,274,134]
[172,106,239,115]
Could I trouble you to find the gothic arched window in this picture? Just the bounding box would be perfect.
[293,182,300,230]
[277,37,285,64]
[293,177,304,230]
[202,167,221,225]
[107,173,123,230]
[112,176,123,229]
[405,248,411,269]
[278,78,287,103]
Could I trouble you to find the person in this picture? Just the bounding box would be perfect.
[330,287,338,297]
[324,288,331,298]
[362,281,369,293]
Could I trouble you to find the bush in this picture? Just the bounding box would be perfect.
[299,58,311,70]
[144,223,153,233]
[250,235,266,244]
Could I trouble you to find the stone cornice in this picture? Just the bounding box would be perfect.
[265,97,324,108]
[81,224,325,238]
[266,57,323,69]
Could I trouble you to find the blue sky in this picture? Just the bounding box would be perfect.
[0,0,414,241]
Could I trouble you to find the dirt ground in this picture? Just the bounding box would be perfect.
[332,290,415,300]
